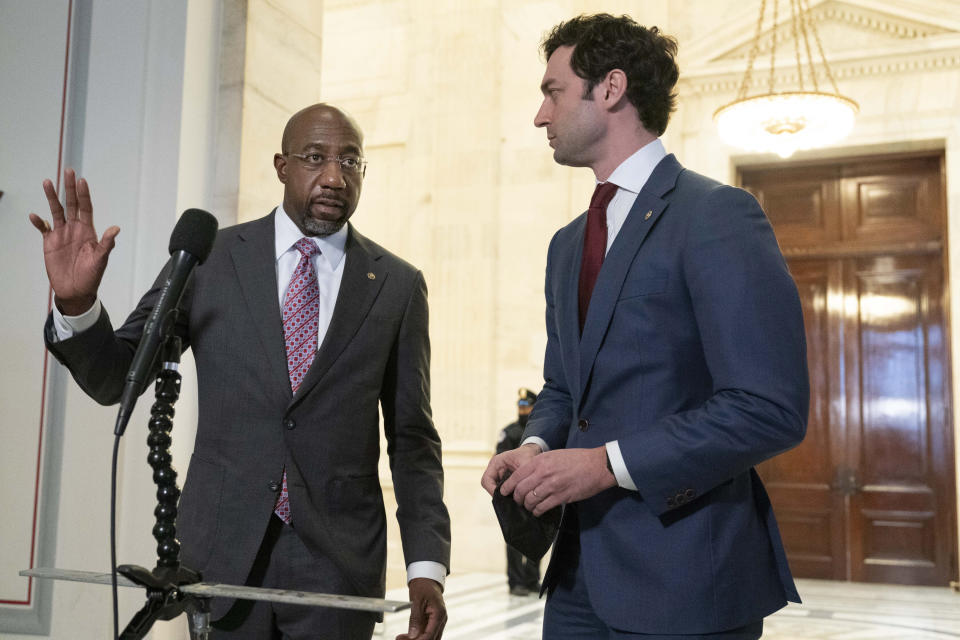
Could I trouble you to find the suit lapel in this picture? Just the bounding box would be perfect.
[288,225,386,407]
[559,218,586,402]
[578,154,683,399]
[230,211,291,398]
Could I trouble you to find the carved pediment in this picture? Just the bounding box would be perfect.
[710,0,954,63]
[681,0,960,91]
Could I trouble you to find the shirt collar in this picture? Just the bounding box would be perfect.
[600,138,667,193]
[274,204,348,270]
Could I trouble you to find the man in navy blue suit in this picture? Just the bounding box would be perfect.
[481,14,809,639]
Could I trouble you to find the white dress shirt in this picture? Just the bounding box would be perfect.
[54,205,446,587]
[523,139,668,492]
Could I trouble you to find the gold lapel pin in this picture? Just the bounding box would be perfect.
[644,210,652,220]
[367,272,376,280]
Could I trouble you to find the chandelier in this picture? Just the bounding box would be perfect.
[714,0,858,158]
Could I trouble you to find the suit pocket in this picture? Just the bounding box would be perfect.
[618,272,668,300]
[176,454,225,570]
[329,474,383,513]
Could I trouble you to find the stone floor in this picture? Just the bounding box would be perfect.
[375,573,960,639]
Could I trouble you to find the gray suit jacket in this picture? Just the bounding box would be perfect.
[45,211,451,617]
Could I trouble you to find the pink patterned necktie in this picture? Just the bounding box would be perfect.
[274,237,321,524]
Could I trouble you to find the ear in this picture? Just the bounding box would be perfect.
[600,68,628,110]
[274,153,288,184]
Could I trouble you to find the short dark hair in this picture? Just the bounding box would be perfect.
[541,14,679,136]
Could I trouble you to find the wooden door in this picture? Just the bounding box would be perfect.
[742,154,958,585]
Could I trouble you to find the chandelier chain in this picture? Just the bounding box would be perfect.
[789,0,805,91]
[798,0,821,92]
[801,0,842,94]
[737,0,768,100]
[768,0,779,95]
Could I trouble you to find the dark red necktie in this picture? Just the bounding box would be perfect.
[578,182,618,333]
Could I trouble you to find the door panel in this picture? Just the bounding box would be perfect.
[841,157,943,244]
[744,165,841,248]
[850,254,953,584]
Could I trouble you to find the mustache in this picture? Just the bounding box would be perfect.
[310,192,346,207]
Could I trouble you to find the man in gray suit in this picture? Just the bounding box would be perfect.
[30,104,450,639]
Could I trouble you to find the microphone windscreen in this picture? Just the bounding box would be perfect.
[169,208,219,263]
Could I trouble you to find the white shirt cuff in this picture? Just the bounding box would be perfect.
[406,561,446,588]
[520,436,549,453]
[51,299,103,341]
[605,441,638,491]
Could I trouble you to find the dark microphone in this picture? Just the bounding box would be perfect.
[114,209,219,436]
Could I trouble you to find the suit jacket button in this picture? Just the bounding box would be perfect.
[269,481,280,492]
[666,496,676,508]
[578,419,589,432]
[283,418,296,430]
[684,488,696,499]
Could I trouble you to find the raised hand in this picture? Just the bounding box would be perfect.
[29,169,120,315]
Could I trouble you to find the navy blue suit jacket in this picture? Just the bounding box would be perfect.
[526,155,808,634]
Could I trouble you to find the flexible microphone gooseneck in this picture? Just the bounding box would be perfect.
[113,208,218,436]
[109,208,218,640]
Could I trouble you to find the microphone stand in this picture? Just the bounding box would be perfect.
[115,333,211,639]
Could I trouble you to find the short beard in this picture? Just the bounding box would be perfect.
[303,216,346,237]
